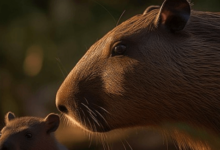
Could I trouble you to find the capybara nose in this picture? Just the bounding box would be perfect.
[57,104,68,114]
[56,91,69,114]
[56,96,68,114]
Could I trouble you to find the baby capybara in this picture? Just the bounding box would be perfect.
[0,112,67,150]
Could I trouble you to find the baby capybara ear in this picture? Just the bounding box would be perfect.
[143,5,160,15]
[5,112,16,124]
[44,113,60,133]
[156,0,191,32]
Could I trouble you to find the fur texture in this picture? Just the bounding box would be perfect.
[0,112,66,150]
[56,0,220,149]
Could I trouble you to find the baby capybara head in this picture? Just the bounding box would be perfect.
[0,112,60,150]
[56,0,220,134]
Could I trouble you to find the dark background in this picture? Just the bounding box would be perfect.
[0,0,219,149]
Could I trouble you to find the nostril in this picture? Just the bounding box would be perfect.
[58,105,68,113]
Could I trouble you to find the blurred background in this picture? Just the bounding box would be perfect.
[0,0,219,149]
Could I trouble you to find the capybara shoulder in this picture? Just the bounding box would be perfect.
[0,112,67,150]
[56,0,220,149]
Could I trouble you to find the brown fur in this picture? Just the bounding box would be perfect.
[0,112,66,150]
[56,0,220,149]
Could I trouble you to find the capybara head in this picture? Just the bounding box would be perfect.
[0,112,60,150]
[56,0,220,136]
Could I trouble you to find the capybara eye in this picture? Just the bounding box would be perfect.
[25,133,32,139]
[112,44,127,56]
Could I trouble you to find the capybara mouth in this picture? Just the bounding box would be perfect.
[77,100,111,132]
[60,95,112,132]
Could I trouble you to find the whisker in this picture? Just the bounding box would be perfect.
[124,139,133,150]
[77,109,83,125]
[88,132,93,148]
[83,103,112,131]
[99,106,111,115]
[105,134,111,150]
[84,97,89,104]
[81,103,97,117]
[116,10,126,26]
[55,57,67,78]
[65,117,72,127]
[60,114,71,127]
[88,110,101,127]
[78,108,84,125]
[121,139,127,150]
[80,108,94,147]
[92,120,98,133]
[87,117,95,132]
[100,134,109,150]
[92,0,116,25]
[93,104,111,115]
[80,108,86,118]
[81,102,102,128]
[95,110,109,125]
[100,135,105,150]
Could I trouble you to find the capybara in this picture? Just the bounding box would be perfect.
[0,112,67,150]
[56,0,220,149]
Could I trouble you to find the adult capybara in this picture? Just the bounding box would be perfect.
[56,0,220,149]
[0,112,67,150]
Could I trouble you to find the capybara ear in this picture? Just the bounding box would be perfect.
[44,113,60,133]
[155,0,191,32]
[5,112,16,124]
[143,5,160,15]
